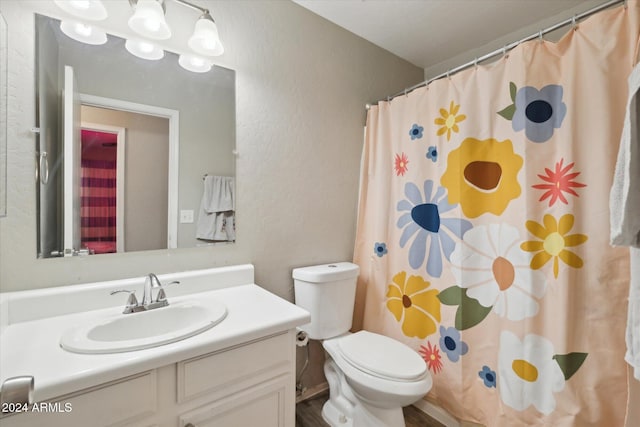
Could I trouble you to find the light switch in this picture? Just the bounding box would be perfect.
[180,209,194,223]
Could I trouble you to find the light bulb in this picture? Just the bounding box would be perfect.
[69,0,90,10]
[144,18,161,32]
[188,14,224,57]
[202,38,216,51]
[74,22,92,37]
[138,41,154,53]
[60,20,107,45]
[128,0,171,40]
[54,0,107,21]
[125,39,164,60]
[178,54,213,73]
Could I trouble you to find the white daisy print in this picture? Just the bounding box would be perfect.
[450,223,547,321]
[498,331,565,414]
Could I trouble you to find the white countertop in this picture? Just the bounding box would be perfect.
[0,283,310,402]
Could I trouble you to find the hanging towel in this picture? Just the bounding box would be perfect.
[196,176,235,242]
[611,63,640,248]
[629,249,640,381]
[610,62,640,380]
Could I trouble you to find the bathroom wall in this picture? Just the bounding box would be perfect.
[0,1,423,297]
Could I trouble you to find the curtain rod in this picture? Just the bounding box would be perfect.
[366,0,626,109]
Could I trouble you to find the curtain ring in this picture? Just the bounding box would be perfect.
[404,88,407,97]
[624,0,628,9]
[446,70,450,79]
[572,15,578,31]
[474,57,478,68]
[538,30,543,43]
[502,46,507,59]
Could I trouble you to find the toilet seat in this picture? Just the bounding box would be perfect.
[335,331,427,381]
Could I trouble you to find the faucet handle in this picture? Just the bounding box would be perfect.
[155,281,179,303]
[110,289,139,312]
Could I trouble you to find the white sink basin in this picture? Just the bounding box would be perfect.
[60,301,227,354]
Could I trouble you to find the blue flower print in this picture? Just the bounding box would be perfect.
[478,365,497,388]
[397,180,472,277]
[374,242,388,257]
[426,146,438,162]
[439,326,468,362]
[409,124,424,140]
[512,85,567,143]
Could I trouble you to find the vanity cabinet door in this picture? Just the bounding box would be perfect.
[178,374,290,427]
[0,371,156,427]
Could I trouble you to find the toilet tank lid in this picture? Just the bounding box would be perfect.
[292,262,359,283]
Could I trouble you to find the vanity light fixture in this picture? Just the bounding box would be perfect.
[56,0,225,73]
[178,53,213,73]
[53,0,108,21]
[128,0,172,40]
[59,20,107,45]
[125,39,164,60]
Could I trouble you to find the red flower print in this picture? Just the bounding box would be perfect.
[419,342,443,374]
[532,159,586,207]
[394,152,409,176]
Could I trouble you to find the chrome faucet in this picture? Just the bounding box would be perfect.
[111,273,180,314]
[142,273,162,306]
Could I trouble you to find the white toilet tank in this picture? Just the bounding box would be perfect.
[293,262,360,340]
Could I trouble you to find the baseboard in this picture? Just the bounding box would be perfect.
[412,399,461,427]
[296,382,329,403]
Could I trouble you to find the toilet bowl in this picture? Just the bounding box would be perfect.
[322,331,432,426]
[293,263,432,427]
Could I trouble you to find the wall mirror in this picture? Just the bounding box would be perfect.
[35,11,236,259]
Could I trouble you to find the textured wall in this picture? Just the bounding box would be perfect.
[0,1,423,300]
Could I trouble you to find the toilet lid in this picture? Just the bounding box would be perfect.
[336,331,426,381]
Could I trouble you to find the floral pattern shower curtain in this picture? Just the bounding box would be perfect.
[354,3,640,426]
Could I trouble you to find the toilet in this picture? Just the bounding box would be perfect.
[293,262,432,427]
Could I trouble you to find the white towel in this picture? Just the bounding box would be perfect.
[196,176,236,241]
[611,63,640,248]
[630,249,640,381]
[610,62,640,380]
[202,175,235,213]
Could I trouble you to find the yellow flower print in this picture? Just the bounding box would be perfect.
[441,137,523,218]
[434,101,466,141]
[386,271,441,339]
[520,214,588,278]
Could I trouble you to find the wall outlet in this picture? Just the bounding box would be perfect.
[180,209,194,223]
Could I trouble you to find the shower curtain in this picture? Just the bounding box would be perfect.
[80,159,117,253]
[354,3,640,426]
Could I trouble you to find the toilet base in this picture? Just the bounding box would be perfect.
[321,392,405,427]
[323,358,406,427]
[322,399,353,427]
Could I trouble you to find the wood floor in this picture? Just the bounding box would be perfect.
[295,392,445,427]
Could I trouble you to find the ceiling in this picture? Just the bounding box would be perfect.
[293,0,613,74]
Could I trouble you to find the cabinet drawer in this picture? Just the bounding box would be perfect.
[178,374,290,427]
[177,333,291,403]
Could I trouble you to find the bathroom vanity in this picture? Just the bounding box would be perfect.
[0,265,310,427]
